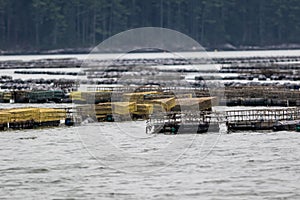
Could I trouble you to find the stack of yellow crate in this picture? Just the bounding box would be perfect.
[112,102,136,115]
[95,102,137,115]
[0,111,10,124]
[37,108,66,123]
[172,97,217,111]
[133,104,153,116]
[95,103,113,117]
[70,91,85,101]
[7,108,39,123]
[148,97,176,112]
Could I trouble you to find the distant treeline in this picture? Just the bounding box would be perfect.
[0,0,299,51]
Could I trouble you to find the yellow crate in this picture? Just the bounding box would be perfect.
[96,102,136,115]
[70,91,83,100]
[148,97,176,112]
[0,112,10,123]
[37,108,66,122]
[70,91,81,97]
[96,103,113,115]
[1,107,66,123]
[133,104,153,115]
[7,108,39,122]
[173,97,217,111]
[112,102,136,115]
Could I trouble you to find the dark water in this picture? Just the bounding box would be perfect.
[1,123,300,199]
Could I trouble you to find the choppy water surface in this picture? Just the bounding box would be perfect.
[0,123,300,199]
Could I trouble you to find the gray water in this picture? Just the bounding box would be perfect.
[0,123,300,199]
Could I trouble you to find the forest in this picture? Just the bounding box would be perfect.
[0,0,299,51]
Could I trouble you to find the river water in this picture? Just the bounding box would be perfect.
[0,125,300,199]
[1,50,300,199]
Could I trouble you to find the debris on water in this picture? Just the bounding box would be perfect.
[19,136,37,140]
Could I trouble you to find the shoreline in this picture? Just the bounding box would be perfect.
[1,44,300,56]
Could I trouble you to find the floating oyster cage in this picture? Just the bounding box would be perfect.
[0,108,67,131]
[146,108,300,134]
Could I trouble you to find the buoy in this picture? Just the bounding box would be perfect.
[296,124,300,132]
[171,126,177,134]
